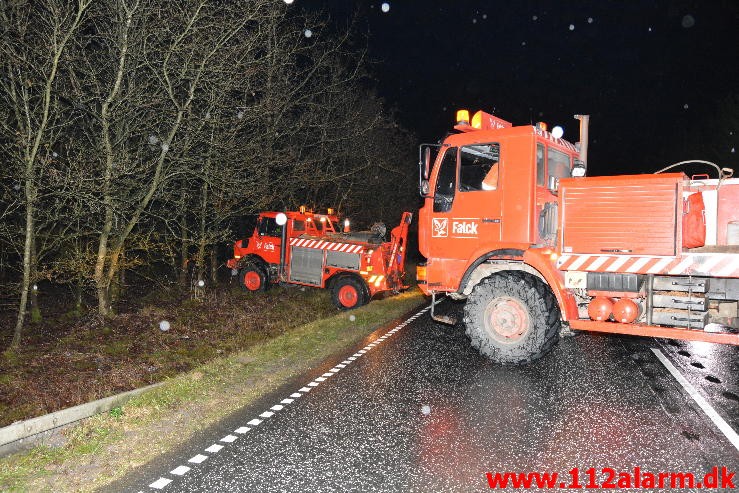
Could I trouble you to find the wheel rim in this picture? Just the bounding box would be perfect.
[243,271,261,290]
[483,296,530,343]
[338,284,358,307]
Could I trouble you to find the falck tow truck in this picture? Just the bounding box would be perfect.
[416,109,739,363]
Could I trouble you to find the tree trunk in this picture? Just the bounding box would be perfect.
[179,219,189,287]
[210,244,218,284]
[11,201,34,349]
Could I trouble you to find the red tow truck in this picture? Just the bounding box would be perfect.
[416,109,739,363]
[227,208,412,310]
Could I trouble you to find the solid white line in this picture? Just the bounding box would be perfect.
[188,454,208,464]
[170,466,190,476]
[220,435,237,443]
[149,478,172,489]
[651,348,739,453]
[234,427,250,434]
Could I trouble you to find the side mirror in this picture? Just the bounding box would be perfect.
[422,147,432,180]
[548,175,559,193]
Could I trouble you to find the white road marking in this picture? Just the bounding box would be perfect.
[170,466,190,476]
[140,306,427,492]
[149,478,172,489]
[651,348,739,453]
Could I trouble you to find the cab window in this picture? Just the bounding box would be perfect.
[536,143,546,186]
[258,217,283,237]
[433,147,458,212]
[292,220,305,232]
[548,148,571,183]
[459,143,500,191]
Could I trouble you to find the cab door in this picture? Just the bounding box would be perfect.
[426,143,503,289]
[254,216,282,265]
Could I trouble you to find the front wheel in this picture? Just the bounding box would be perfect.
[239,263,268,292]
[463,271,560,364]
[331,276,368,310]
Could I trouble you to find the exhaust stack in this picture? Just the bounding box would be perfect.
[575,114,590,172]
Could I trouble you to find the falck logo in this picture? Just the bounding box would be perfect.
[432,217,448,237]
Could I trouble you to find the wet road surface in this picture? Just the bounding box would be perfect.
[112,301,739,492]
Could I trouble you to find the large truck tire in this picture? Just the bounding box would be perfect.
[239,262,268,292]
[331,275,369,311]
[463,271,560,364]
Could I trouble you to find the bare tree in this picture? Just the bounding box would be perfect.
[0,0,92,349]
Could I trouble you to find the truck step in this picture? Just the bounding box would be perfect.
[652,276,708,293]
[652,308,708,329]
[652,293,707,311]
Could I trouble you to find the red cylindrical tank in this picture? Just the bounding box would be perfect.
[612,298,641,323]
[588,297,613,321]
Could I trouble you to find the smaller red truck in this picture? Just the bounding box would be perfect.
[227,208,412,310]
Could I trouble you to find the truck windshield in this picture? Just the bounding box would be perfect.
[258,217,283,237]
[548,148,571,182]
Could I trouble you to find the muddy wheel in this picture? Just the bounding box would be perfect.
[331,276,368,311]
[463,271,560,364]
[239,263,268,292]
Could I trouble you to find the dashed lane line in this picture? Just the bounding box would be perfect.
[142,305,430,490]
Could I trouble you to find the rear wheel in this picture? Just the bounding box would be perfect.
[331,276,368,310]
[239,263,268,292]
[463,271,560,364]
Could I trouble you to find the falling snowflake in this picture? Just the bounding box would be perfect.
[304,29,312,38]
[161,142,169,151]
[681,14,695,28]
[159,320,170,331]
[532,15,538,21]
[421,405,431,415]
[283,0,294,3]
[569,24,575,31]
[52,151,58,157]
[482,14,487,20]
[683,103,689,109]
[587,17,593,24]
[732,147,736,154]
[472,18,477,24]
[648,27,652,32]
[349,314,356,322]
[381,2,390,13]
[148,134,159,145]
[237,110,244,119]
[522,41,526,46]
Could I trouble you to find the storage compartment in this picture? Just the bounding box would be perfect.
[560,174,681,256]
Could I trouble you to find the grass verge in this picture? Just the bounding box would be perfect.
[0,288,425,492]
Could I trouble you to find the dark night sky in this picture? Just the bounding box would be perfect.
[299,1,738,176]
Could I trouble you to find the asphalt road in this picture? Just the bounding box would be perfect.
[111,300,739,492]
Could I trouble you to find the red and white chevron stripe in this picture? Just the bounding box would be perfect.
[556,252,739,278]
[289,237,364,254]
